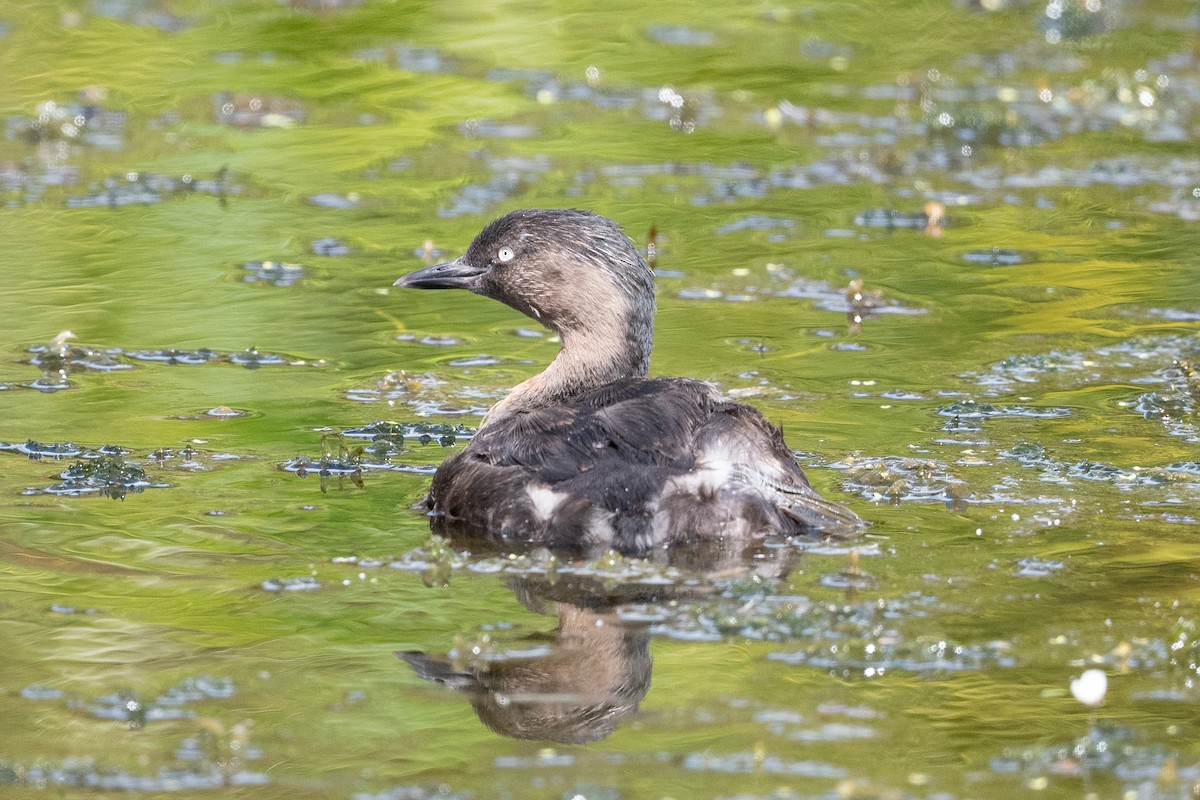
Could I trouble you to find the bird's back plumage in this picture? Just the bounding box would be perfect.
[424,377,858,553]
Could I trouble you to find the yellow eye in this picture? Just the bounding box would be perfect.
[497,246,515,263]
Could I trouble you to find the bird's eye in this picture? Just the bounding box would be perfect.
[497,246,515,263]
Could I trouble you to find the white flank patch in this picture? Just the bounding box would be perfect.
[526,484,566,521]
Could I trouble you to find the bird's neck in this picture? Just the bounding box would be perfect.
[482,310,653,426]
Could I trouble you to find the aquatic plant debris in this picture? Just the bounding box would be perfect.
[20,340,325,387]
[282,423,466,488]
[310,236,351,256]
[25,455,167,499]
[341,420,475,446]
[344,369,501,414]
[65,171,239,208]
[1,441,240,497]
[239,260,307,287]
[678,264,926,320]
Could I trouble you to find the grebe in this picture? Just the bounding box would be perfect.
[394,209,862,553]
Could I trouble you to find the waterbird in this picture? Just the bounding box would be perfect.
[394,209,862,553]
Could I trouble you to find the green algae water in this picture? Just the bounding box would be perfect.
[2,0,1200,797]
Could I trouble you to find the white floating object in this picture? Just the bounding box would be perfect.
[1070,668,1108,707]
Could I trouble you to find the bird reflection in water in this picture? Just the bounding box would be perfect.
[398,541,795,744]
[399,577,651,744]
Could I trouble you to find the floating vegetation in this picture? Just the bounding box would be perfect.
[965,335,1200,401]
[937,399,1072,420]
[961,247,1035,266]
[713,215,796,237]
[621,578,1020,675]
[835,455,970,505]
[344,371,499,416]
[213,92,304,128]
[341,421,474,447]
[584,160,905,206]
[239,260,307,287]
[383,536,471,588]
[125,348,222,365]
[962,158,1200,198]
[1095,335,1200,363]
[21,685,64,700]
[486,70,719,132]
[354,786,473,800]
[145,445,242,469]
[1038,0,1111,42]
[282,423,468,483]
[89,0,193,32]
[998,440,1053,466]
[879,388,926,400]
[853,208,937,230]
[987,723,1199,790]
[962,336,1200,437]
[210,406,246,419]
[751,47,1200,205]
[1165,618,1200,689]
[282,451,365,484]
[228,346,317,368]
[1145,308,1200,322]
[1,700,267,790]
[354,42,456,73]
[458,119,538,139]
[20,338,322,387]
[307,192,360,209]
[2,441,238,494]
[18,675,235,726]
[1013,557,1067,577]
[286,0,361,10]
[682,750,845,778]
[438,153,549,218]
[1128,358,1200,443]
[676,265,925,328]
[676,287,723,301]
[998,442,1200,492]
[261,576,322,592]
[396,333,462,347]
[346,371,444,400]
[5,93,126,149]
[27,333,129,374]
[645,25,717,46]
[384,536,711,588]
[310,236,350,256]
[49,603,99,615]
[1,440,87,459]
[817,550,877,590]
[65,170,240,208]
[980,351,1093,388]
[27,455,169,499]
[1,162,80,205]
[447,354,504,367]
[766,614,1015,676]
[0,760,269,792]
[783,276,923,318]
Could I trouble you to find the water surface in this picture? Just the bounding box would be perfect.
[2,1,1199,797]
